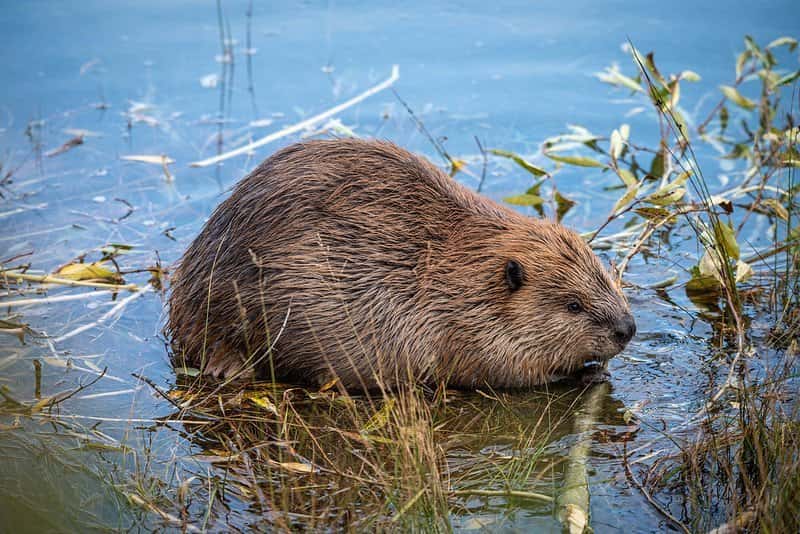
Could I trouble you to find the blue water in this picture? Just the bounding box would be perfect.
[1,0,798,531]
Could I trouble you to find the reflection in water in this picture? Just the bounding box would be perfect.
[143,379,627,531]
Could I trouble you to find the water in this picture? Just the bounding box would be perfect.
[1,1,798,531]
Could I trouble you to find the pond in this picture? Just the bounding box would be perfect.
[1,1,798,532]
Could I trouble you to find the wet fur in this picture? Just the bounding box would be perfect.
[167,139,632,389]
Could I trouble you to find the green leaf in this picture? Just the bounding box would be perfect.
[713,220,740,260]
[174,366,201,377]
[645,187,686,206]
[648,84,671,110]
[686,266,721,299]
[489,149,548,177]
[612,184,639,213]
[544,153,606,168]
[645,173,690,206]
[596,64,644,93]
[634,207,672,221]
[362,398,395,433]
[720,85,756,110]
[554,190,576,222]
[719,106,729,133]
[504,194,545,207]
[649,153,664,179]
[735,50,752,79]
[723,143,751,160]
[644,52,667,85]
[615,167,637,187]
[767,36,798,52]
[744,35,771,67]
[775,70,800,88]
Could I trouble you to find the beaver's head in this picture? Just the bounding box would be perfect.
[495,219,635,381]
[433,216,634,387]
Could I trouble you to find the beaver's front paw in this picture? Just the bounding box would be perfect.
[576,362,610,385]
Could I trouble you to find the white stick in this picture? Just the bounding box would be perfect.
[2,290,115,309]
[190,65,400,168]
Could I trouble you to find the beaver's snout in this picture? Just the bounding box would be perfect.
[612,313,636,346]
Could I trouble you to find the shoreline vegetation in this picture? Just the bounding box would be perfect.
[1,28,798,533]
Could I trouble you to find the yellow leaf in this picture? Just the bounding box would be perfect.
[318,377,339,393]
[720,86,756,111]
[615,167,637,187]
[362,398,395,433]
[246,392,278,414]
[449,159,467,176]
[759,198,789,221]
[735,261,753,283]
[504,194,544,207]
[56,261,118,282]
[270,460,313,474]
[545,153,606,168]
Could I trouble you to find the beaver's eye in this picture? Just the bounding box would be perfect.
[505,260,524,292]
[567,300,583,314]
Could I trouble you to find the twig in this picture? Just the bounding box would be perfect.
[34,367,107,412]
[190,65,400,167]
[132,372,184,410]
[475,136,488,193]
[1,289,116,309]
[2,271,139,291]
[623,442,690,534]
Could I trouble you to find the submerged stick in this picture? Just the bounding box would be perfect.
[1,289,116,309]
[451,489,554,503]
[190,65,400,167]
[556,382,608,533]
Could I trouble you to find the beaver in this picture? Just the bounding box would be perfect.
[167,139,635,390]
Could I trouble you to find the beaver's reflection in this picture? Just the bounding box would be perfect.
[167,378,630,529]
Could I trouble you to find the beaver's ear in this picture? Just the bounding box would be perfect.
[505,260,524,292]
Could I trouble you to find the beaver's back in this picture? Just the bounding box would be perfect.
[168,139,518,388]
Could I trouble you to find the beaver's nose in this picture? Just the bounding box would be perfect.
[613,313,636,345]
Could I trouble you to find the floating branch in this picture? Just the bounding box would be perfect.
[190,65,400,168]
[1,289,117,309]
[2,271,139,290]
[556,382,608,533]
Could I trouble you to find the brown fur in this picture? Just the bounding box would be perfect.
[167,139,634,389]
